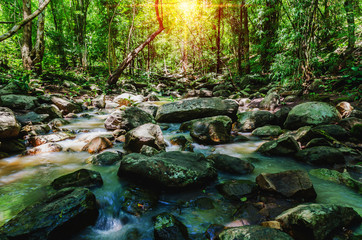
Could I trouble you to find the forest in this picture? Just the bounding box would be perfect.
[0,0,361,239]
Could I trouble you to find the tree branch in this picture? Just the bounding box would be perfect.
[0,0,51,42]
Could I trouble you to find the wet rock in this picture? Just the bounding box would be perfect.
[180,115,232,132]
[207,154,254,174]
[92,94,105,108]
[276,204,361,240]
[125,123,166,153]
[193,197,215,210]
[256,170,317,201]
[82,136,113,154]
[0,94,38,110]
[237,111,275,132]
[20,124,50,137]
[140,145,161,156]
[305,138,332,148]
[114,93,144,106]
[252,125,282,137]
[351,124,362,140]
[34,103,63,119]
[338,117,362,131]
[0,107,21,139]
[48,118,69,129]
[257,136,300,156]
[118,151,217,189]
[189,117,231,144]
[309,168,362,193]
[284,102,340,130]
[218,225,293,240]
[153,212,190,240]
[274,107,292,127]
[260,91,280,110]
[16,112,50,125]
[155,98,238,123]
[138,102,159,117]
[104,107,154,131]
[170,136,194,152]
[205,224,224,240]
[260,221,282,230]
[86,151,121,166]
[29,132,75,147]
[313,124,350,140]
[0,139,26,153]
[51,96,82,114]
[25,142,63,155]
[51,169,103,190]
[0,187,98,240]
[121,187,158,216]
[216,180,258,201]
[295,146,345,165]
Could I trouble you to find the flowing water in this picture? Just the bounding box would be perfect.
[0,109,361,239]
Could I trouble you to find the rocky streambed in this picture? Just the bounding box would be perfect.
[0,91,361,240]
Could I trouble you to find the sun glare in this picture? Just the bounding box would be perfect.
[178,1,197,17]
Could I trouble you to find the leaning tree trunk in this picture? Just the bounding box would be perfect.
[107,0,164,85]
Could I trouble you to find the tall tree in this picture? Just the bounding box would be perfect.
[344,0,355,52]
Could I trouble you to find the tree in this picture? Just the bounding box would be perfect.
[107,0,165,85]
[344,0,355,52]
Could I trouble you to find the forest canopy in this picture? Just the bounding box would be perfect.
[0,0,361,91]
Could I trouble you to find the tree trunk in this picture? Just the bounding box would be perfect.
[32,0,46,74]
[344,0,355,52]
[50,0,67,69]
[216,0,222,74]
[22,0,32,70]
[243,1,250,74]
[107,0,164,85]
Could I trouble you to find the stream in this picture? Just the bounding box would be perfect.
[0,108,361,239]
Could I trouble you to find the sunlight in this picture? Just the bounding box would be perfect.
[178,1,197,18]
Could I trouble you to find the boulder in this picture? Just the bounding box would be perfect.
[284,102,340,130]
[0,188,98,239]
[104,107,154,131]
[28,132,75,147]
[16,112,50,125]
[256,170,317,200]
[170,135,194,152]
[207,154,254,174]
[189,117,232,144]
[121,187,158,216]
[305,138,332,148]
[274,107,292,127]
[218,225,293,240]
[137,102,159,117]
[276,204,361,240]
[180,115,232,131]
[0,107,21,139]
[0,94,38,110]
[86,151,122,166]
[153,213,190,240]
[24,143,63,155]
[91,95,105,108]
[0,81,23,95]
[313,124,350,140]
[34,104,62,119]
[124,123,166,153]
[51,96,82,114]
[295,146,345,165]
[309,168,362,194]
[237,111,275,132]
[140,145,161,156]
[252,125,282,137]
[338,117,362,131]
[155,98,238,123]
[257,136,300,156]
[51,169,103,190]
[113,93,144,106]
[118,151,217,189]
[82,136,113,154]
[260,91,280,110]
[0,139,26,153]
[216,180,258,200]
